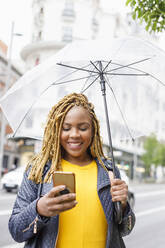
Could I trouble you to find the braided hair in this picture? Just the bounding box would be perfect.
[27,93,107,183]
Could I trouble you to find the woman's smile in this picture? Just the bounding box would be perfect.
[60,106,93,164]
[67,142,82,150]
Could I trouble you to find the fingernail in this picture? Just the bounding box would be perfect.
[74,201,78,204]
[60,185,66,189]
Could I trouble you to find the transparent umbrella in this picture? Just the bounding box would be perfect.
[0,36,165,222]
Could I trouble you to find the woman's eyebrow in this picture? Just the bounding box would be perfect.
[78,122,91,125]
[63,122,91,125]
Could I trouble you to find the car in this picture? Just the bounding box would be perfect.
[1,166,25,192]
[119,169,135,209]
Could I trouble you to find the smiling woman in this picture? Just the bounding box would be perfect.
[8,93,135,248]
[60,106,93,165]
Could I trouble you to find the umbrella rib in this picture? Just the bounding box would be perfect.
[90,61,101,72]
[14,64,99,136]
[81,75,100,93]
[105,72,149,76]
[52,74,97,85]
[81,61,100,92]
[125,66,165,86]
[57,63,99,74]
[102,60,112,73]
[105,75,134,141]
[106,62,165,87]
[145,74,165,87]
[53,62,94,84]
[105,57,152,73]
[89,60,112,74]
[13,85,52,137]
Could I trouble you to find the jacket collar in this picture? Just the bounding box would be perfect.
[95,158,111,191]
[43,158,111,192]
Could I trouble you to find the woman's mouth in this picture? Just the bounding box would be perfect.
[67,142,82,150]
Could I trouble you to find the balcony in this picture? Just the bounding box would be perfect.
[62,8,75,22]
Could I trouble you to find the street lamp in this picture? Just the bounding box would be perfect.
[0,22,23,180]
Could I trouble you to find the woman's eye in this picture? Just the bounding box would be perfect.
[62,127,70,131]
[79,127,87,131]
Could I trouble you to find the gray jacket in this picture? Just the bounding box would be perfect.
[8,159,135,248]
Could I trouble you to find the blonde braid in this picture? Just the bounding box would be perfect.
[27,93,108,183]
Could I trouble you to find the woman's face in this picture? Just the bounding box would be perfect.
[60,106,93,164]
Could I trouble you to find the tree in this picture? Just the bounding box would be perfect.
[155,142,165,167]
[141,134,158,176]
[126,0,165,33]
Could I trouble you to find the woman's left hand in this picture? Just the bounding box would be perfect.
[109,171,128,210]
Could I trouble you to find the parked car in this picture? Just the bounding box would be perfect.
[119,169,135,209]
[1,166,25,192]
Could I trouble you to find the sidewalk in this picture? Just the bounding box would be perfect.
[1,245,24,248]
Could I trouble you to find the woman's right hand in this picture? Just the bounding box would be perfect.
[37,185,77,217]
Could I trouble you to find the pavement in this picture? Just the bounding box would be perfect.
[1,245,24,248]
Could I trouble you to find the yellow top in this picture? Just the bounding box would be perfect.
[56,159,108,248]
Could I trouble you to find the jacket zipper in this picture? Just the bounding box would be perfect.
[22,216,38,234]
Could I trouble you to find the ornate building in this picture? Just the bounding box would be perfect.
[21,0,100,69]
[18,0,165,179]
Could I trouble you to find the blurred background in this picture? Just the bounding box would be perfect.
[0,0,165,247]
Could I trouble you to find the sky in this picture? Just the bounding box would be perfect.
[0,0,131,60]
[0,0,33,59]
[0,0,164,62]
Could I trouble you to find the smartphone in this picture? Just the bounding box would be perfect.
[53,171,76,195]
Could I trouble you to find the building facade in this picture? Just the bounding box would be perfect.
[0,40,22,173]
[21,0,100,69]
[18,0,165,178]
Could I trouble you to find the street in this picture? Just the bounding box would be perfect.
[0,183,165,248]
[0,190,20,247]
[124,183,165,248]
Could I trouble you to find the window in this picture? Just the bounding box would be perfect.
[35,57,40,66]
[3,155,8,169]
[65,0,74,11]
[40,7,44,14]
[13,157,19,167]
[38,31,42,39]
[62,26,73,42]
[62,0,75,18]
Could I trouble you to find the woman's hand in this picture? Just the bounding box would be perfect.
[37,185,77,217]
[109,171,128,210]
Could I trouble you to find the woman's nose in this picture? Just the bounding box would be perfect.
[70,128,80,137]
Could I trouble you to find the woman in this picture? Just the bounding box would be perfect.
[9,93,135,248]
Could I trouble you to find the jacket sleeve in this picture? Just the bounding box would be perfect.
[105,160,136,236]
[8,168,50,243]
[118,202,136,236]
[114,165,136,236]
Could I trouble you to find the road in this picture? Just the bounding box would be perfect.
[0,183,165,248]
[0,190,21,248]
[124,183,165,248]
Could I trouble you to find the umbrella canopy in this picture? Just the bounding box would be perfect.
[0,37,165,143]
[1,36,165,224]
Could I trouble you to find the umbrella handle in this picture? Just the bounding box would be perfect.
[114,201,122,224]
